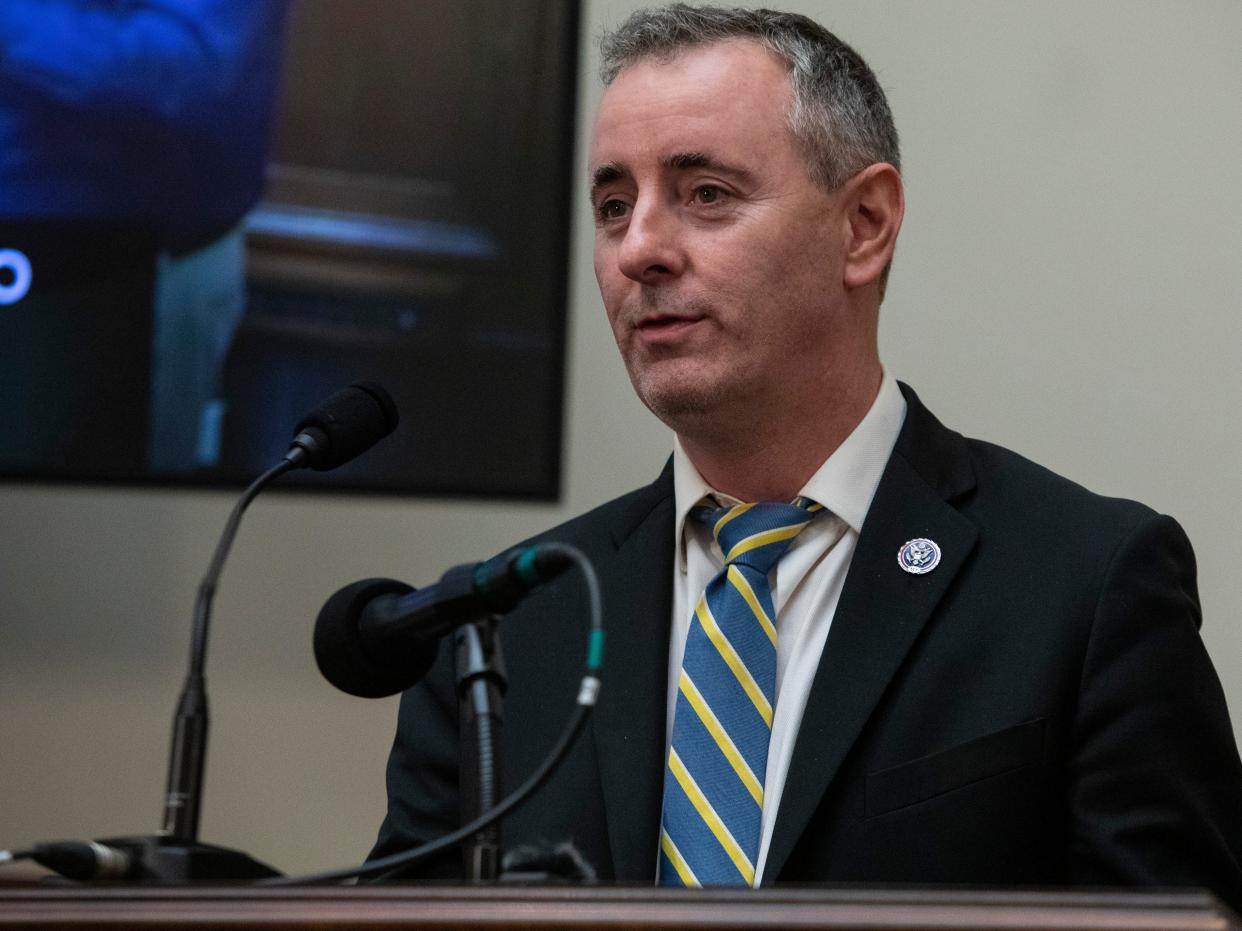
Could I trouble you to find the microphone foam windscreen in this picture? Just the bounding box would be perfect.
[294,382,399,471]
[314,578,438,698]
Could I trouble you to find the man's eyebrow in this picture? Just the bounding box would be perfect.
[591,153,757,196]
[590,162,628,197]
[663,151,755,183]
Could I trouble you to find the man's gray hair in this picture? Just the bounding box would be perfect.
[599,4,900,191]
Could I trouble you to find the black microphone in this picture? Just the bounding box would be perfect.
[286,381,399,471]
[315,545,574,698]
[13,382,401,885]
[163,381,400,848]
[147,382,400,880]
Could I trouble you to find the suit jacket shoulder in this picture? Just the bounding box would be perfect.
[768,385,1238,907]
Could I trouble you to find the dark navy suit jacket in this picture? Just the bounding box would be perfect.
[372,385,1242,909]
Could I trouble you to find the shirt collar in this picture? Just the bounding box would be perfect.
[672,372,907,570]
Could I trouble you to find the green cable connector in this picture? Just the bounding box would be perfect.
[587,629,606,670]
[514,546,542,586]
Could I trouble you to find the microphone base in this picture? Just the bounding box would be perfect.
[100,835,281,883]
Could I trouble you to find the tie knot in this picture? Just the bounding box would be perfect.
[694,496,823,574]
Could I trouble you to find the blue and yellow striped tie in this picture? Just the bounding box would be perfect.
[658,496,824,886]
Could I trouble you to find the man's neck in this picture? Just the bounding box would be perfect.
[678,367,884,502]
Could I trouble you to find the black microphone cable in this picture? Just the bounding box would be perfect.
[260,541,604,886]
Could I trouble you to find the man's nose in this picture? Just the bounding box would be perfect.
[616,199,685,284]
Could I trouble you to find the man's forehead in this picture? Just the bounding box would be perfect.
[588,40,794,178]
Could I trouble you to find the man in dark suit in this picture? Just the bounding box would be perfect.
[372,6,1242,906]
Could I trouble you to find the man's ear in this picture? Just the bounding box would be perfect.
[841,163,904,291]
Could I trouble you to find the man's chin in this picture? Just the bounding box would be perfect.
[634,378,724,432]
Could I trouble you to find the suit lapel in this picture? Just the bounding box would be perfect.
[590,465,675,881]
[763,388,979,882]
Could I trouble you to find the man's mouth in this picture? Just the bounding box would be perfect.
[636,313,706,341]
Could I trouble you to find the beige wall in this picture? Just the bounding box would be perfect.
[2,1,1239,876]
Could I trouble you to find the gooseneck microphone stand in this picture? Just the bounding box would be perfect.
[454,621,507,881]
[164,459,302,874]
[15,382,400,883]
[96,459,298,881]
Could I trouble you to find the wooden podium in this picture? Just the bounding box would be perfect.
[0,885,1237,930]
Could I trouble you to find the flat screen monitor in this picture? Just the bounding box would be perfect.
[0,0,579,499]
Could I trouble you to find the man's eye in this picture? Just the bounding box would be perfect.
[597,199,629,221]
[693,185,726,205]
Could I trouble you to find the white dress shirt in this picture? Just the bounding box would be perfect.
[665,372,907,885]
